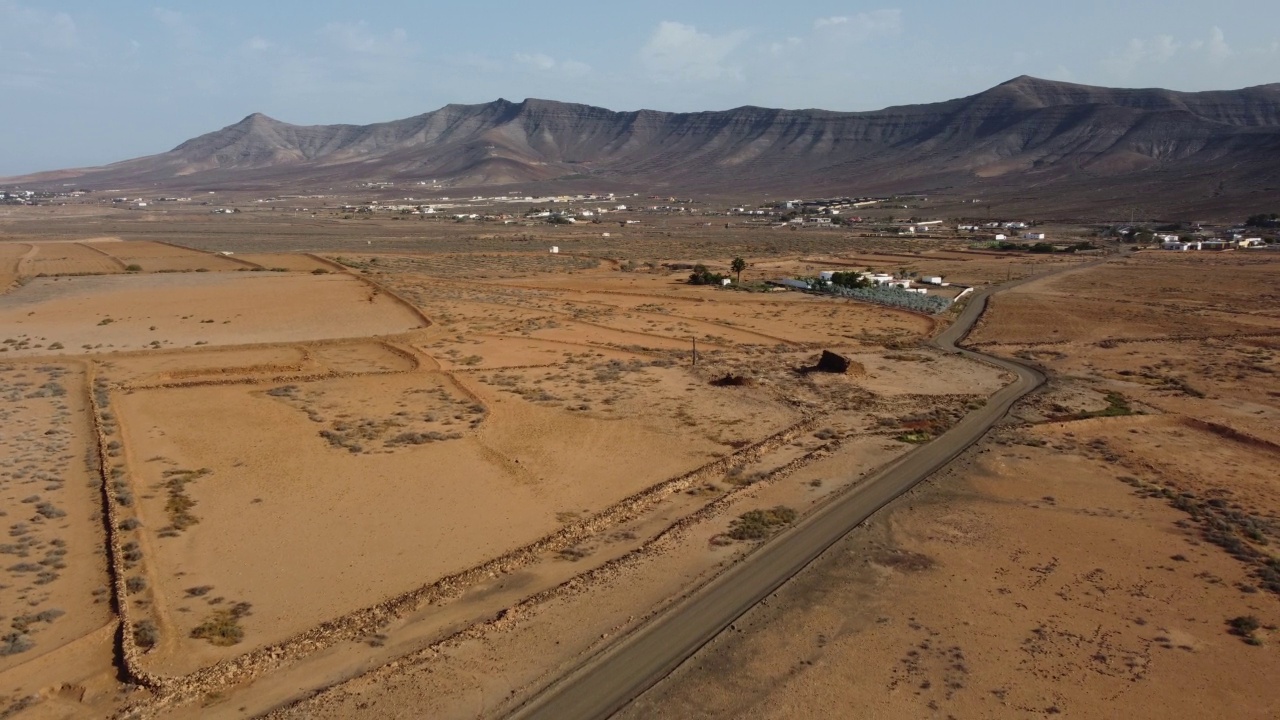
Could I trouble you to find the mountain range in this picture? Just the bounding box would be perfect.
[8,76,1280,217]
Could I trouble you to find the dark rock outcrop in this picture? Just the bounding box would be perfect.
[815,351,853,374]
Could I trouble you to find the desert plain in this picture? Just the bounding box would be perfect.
[0,203,1277,720]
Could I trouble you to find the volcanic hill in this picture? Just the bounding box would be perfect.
[8,76,1280,216]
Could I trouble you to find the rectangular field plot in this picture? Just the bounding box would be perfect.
[308,341,417,374]
[100,345,314,387]
[0,272,425,356]
[110,367,770,674]
[26,242,124,276]
[0,364,112,680]
[234,254,337,273]
[0,242,29,288]
[92,241,248,273]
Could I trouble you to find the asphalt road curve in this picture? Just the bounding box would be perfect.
[508,281,1047,720]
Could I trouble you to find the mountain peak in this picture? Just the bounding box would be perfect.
[237,112,281,126]
[991,75,1078,93]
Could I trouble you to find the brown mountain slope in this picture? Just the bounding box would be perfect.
[7,76,1280,214]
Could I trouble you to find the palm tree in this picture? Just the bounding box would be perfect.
[731,257,747,284]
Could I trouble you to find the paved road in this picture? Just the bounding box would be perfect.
[507,280,1047,720]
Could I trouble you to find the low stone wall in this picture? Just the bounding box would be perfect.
[305,253,434,330]
[270,431,847,719]
[85,366,167,691]
[125,415,819,716]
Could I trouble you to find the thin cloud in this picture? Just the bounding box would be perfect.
[514,52,591,77]
[152,7,201,51]
[318,21,415,59]
[1102,26,1259,82]
[638,21,750,82]
[0,2,80,51]
[813,10,902,40]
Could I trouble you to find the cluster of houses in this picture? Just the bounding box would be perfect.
[957,221,1030,232]
[814,270,941,295]
[110,196,195,208]
[955,221,1040,242]
[725,197,885,220]
[777,197,884,214]
[1,188,89,205]
[1158,234,1265,251]
[328,191,640,222]
[896,220,945,234]
[524,205,634,222]
[0,190,38,205]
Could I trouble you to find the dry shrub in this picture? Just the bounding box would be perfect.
[191,602,252,646]
[727,506,798,540]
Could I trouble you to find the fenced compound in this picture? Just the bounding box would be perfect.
[823,284,952,314]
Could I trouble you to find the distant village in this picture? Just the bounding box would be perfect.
[1,184,1276,252]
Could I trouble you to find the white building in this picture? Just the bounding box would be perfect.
[994,234,1007,241]
[1024,232,1046,240]
[549,246,560,254]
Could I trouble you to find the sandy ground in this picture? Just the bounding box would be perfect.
[611,251,1280,720]
[90,241,249,273]
[0,211,1098,719]
[233,254,334,273]
[24,243,124,277]
[141,254,1000,718]
[0,243,29,290]
[0,363,117,713]
[970,253,1280,345]
[114,365,782,675]
[259,435,921,720]
[0,272,423,356]
[618,420,1280,719]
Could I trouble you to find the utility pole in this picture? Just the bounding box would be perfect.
[692,337,697,366]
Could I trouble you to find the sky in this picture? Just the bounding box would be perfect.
[2,0,1278,175]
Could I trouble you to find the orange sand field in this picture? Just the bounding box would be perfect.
[2,202,1277,718]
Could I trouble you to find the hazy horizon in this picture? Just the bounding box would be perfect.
[2,0,1278,175]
